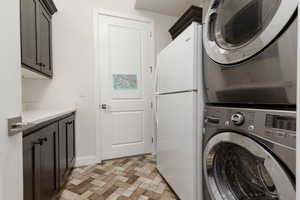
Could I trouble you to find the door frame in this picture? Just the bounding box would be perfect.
[93,8,155,163]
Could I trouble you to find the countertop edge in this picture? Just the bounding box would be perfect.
[22,109,76,136]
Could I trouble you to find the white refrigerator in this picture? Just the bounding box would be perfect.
[156,22,204,200]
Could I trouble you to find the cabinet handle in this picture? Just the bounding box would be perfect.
[37,63,46,67]
[33,141,43,145]
[34,138,47,145]
[33,140,43,145]
[40,137,47,143]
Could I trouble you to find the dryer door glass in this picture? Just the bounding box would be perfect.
[203,0,297,64]
[214,0,280,49]
[203,132,295,200]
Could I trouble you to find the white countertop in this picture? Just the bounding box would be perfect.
[22,108,76,124]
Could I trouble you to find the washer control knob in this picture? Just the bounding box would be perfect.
[231,113,245,126]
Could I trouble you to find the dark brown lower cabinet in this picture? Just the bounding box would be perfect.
[59,115,76,187]
[23,132,36,200]
[23,113,76,200]
[39,124,58,200]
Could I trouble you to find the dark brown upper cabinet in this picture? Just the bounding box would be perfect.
[20,0,57,78]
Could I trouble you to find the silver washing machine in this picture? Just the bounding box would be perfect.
[203,106,296,200]
[203,0,298,106]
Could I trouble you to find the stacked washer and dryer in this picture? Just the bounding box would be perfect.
[202,0,297,200]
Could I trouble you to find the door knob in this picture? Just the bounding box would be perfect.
[101,104,109,110]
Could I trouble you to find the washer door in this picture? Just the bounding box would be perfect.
[203,0,297,64]
[203,132,295,200]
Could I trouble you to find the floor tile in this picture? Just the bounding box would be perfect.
[57,155,178,200]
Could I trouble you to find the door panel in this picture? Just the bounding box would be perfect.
[33,142,41,200]
[112,111,143,145]
[110,25,143,99]
[99,15,153,160]
[21,0,40,71]
[37,2,52,76]
[58,115,75,187]
[23,133,38,200]
[67,118,75,169]
[59,118,68,186]
[39,124,57,200]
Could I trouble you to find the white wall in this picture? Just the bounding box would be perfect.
[135,0,202,17]
[22,0,177,163]
[0,0,23,199]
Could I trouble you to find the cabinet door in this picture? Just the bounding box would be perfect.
[39,123,58,200]
[20,0,40,71]
[37,1,52,77]
[58,115,76,187]
[59,118,68,187]
[67,117,76,169]
[23,132,41,200]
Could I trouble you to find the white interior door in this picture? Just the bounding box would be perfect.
[0,0,23,199]
[98,14,154,160]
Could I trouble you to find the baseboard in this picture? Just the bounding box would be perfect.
[75,156,98,167]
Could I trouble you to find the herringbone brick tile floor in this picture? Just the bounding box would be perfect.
[57,155,178,200]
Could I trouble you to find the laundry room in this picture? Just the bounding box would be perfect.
[0,0,299,200]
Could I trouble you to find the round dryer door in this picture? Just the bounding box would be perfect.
[203,132,295,200]
[203,0,297,64]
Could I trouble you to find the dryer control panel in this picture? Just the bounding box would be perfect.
[204,106,296,149]
[265,114,296,131]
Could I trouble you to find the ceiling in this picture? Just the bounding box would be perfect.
[135,0,206,17]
